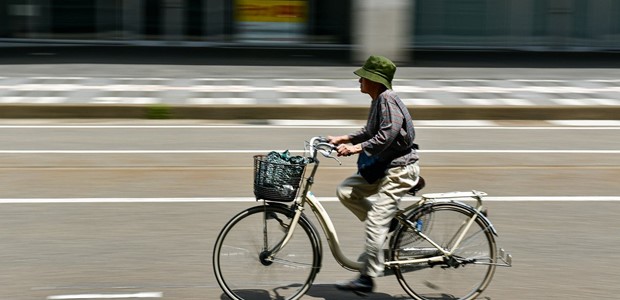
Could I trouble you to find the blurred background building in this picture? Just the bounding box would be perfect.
[1,0,619,62]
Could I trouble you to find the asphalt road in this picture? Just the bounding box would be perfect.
[0,120,619,299]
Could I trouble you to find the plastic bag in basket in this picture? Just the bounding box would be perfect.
[256,150,308,200]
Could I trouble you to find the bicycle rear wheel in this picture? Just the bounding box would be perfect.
[391,203,497,300]
[213,203,322,300]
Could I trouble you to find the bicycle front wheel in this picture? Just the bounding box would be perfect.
[391,203,497,300]
[213,203,322,300]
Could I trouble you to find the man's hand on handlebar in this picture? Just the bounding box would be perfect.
[335,144,362,157]
[326,135,362,157]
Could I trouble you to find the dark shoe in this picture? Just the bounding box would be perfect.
[336,275,374,296]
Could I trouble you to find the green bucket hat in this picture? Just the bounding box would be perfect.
[354,55,396,90]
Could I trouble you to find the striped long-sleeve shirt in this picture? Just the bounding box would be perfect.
[348,89,419,167]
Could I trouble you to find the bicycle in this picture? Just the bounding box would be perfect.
[213,136,512,300]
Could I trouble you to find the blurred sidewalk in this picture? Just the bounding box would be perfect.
[0,45,619,120]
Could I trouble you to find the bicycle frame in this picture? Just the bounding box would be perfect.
[265,141,417,272]
[265,137,510,273]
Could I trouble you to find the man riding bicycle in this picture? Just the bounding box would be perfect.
[328,55,421,294]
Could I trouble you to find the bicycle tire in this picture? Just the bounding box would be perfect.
[391,202,497,300]
[213,203,322,300]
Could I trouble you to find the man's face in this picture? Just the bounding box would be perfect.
[359,77,372,94]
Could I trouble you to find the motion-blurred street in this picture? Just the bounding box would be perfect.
[0,119,618,299]
[0,42,618,300]
[2,0,620,299]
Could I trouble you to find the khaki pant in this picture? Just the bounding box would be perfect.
[336,162,420,277]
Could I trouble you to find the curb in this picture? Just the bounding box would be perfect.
[1,104,619,120]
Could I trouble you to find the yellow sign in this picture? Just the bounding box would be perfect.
[235,0,308,23]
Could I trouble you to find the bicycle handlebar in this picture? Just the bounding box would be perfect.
[308,136,340,164]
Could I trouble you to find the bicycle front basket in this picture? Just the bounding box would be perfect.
[253,154,307,202]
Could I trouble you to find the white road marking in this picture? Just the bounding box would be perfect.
[417,126,620,130]
[0,149,618,154]
[93,97,159,104]
[415,120,496,126]
[483,196,620,202]
[194,78,248,81]
[1,197,619,204]
[548,120,620,126]
[113,78,169,81]
[420,150,620,154]
[461,98,497,105]
[273,78,330,82]
[0,96,65,103]
[589,79,620,83]
[588,98,620,105]
[0,123,618,130]
[275,85,349,93]
[0,150,289,154]
[270,119,360,126]
[431,79,491,82]
[2,82,619,94]
[9,76,616,84]
[499,98,535,106]
[551,99,590,106]
[31,77,87,80]
[402,98,442,106]
[279,98,347,105]
[187,98,257,105]
[11,83,82,91]
[47,292,162,299]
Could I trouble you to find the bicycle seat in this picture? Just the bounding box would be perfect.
[407,176,426,196]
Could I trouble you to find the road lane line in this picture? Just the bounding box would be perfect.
[0,150,286,154]
[419,150,620,154]
[548,120,620,126]
[0,124,619,129]
[0,198,261,204]
[0,150,618,154]
[1,197,619,204]
[47,292,162,299]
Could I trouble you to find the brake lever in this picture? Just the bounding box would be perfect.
[329,155,342,165]
[319,148,342,165]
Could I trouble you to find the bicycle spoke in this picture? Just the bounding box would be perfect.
[268,257,315,269]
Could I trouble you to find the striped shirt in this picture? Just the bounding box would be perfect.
[348,89,419,167]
